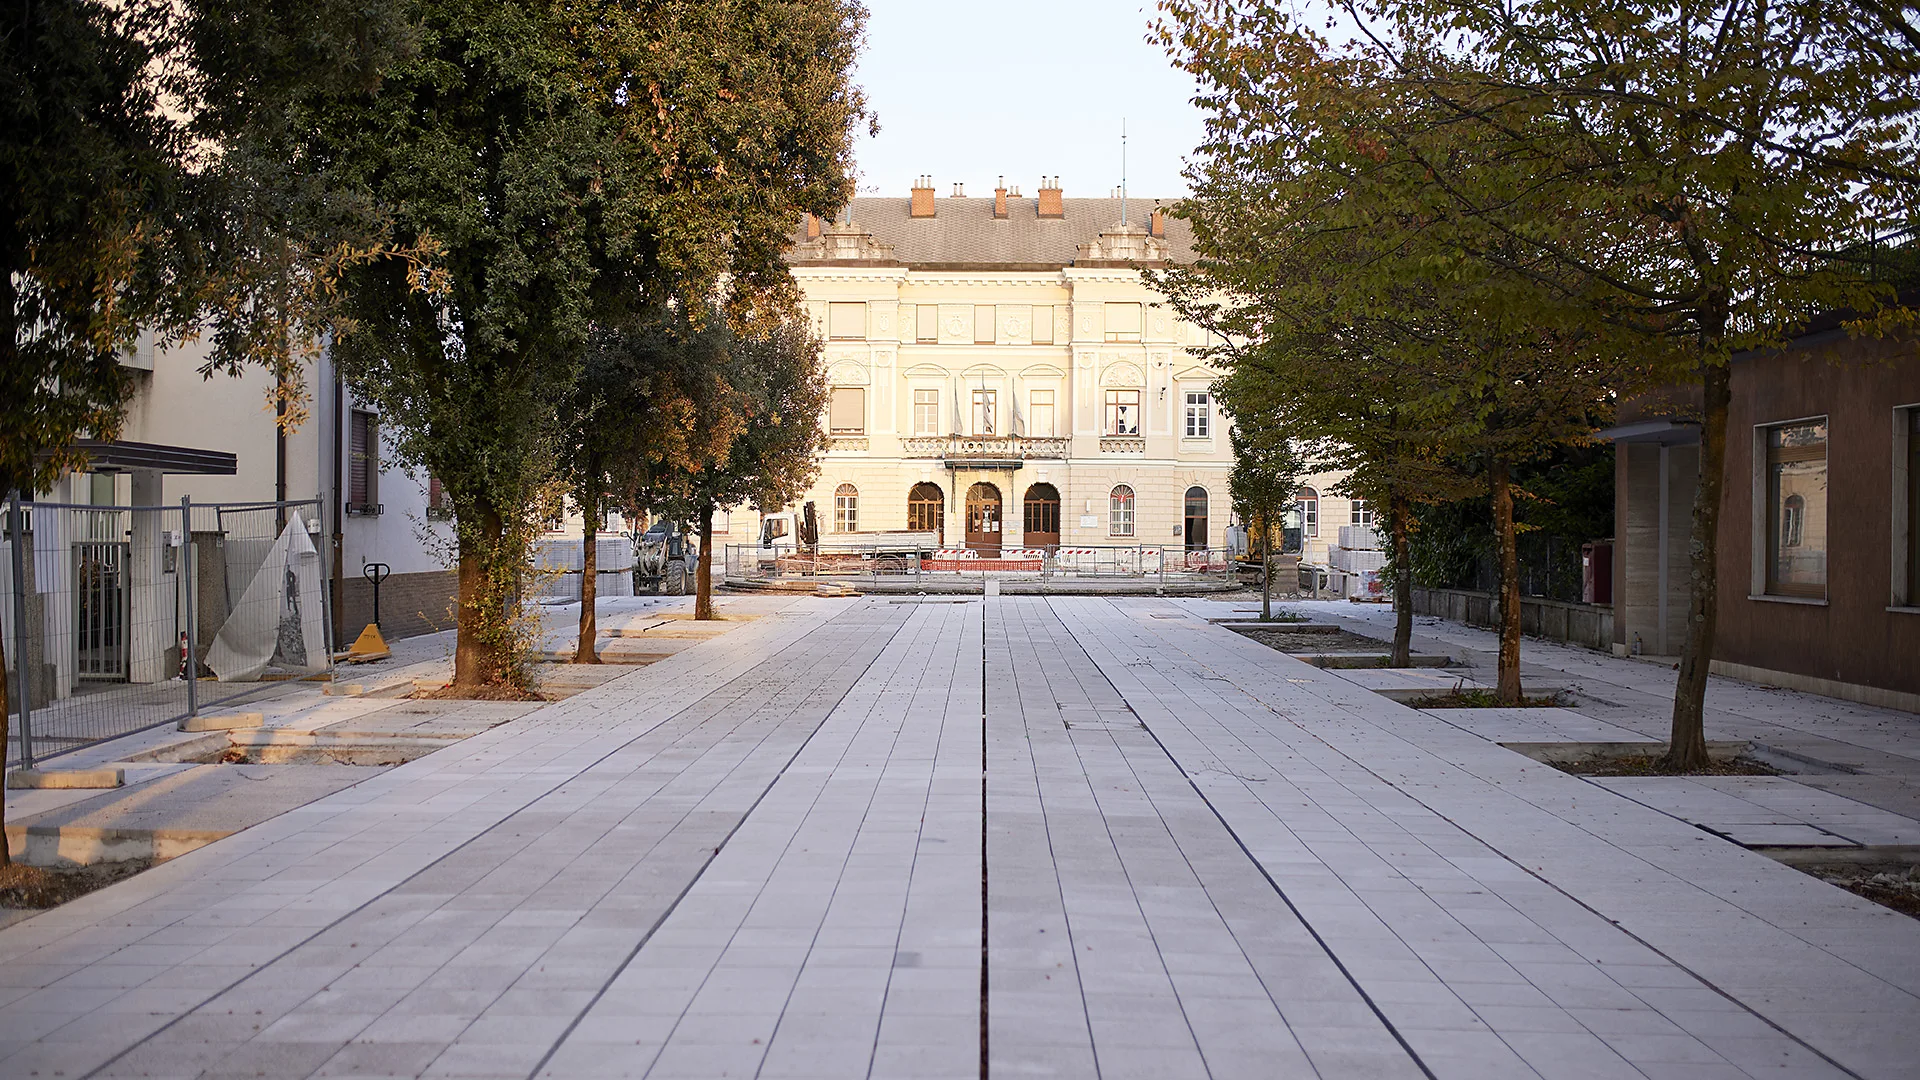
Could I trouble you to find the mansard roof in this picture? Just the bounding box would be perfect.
[789,196,1195,270]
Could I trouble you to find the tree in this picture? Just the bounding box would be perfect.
[1225,417,1304,623]
[1161,0,1920,764]
[275,0,868,691]
[2,0,414,860]
[634,309,829,621]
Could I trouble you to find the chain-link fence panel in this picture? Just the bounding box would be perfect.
[5,497,332,767]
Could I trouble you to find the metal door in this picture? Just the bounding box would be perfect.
[74,540,130,680]
[965,483,1002,558]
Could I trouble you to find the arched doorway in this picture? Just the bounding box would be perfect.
[908,482,945,545]
[965,482,1002,557]
[1023,483,1061,549]
[1184,486,1209,551]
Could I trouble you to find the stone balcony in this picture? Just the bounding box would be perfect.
[900,435,1072,464]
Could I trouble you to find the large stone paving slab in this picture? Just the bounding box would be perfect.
[2,596,1917,1080]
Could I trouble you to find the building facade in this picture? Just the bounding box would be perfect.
[717,179,1242,557]
[1607,312,1919,711]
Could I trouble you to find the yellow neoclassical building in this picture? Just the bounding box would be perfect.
[717,178,1240,557]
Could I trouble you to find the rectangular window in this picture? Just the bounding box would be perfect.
[974,306,996,344]
[972,389,997,435]
[1764,419,1828,598]
[828,302,866,340]
[1907,408,1919,604]
[829,387,866,433]
[1104,302,1142,342]
[1028,390,1055,438]
[348,410,379,513]
[916,305,938,343]
[1032,306,1053,344]
[426,476,453,520]
[1184,391,1210,438]
[1105,389,1141,436]
[712,510,730,534]
[913,389,940,435]
[1351,499,1373,526]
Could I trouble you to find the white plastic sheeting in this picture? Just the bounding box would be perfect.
[206,511,329,682]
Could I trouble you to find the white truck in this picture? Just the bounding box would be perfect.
[756,509,938,574]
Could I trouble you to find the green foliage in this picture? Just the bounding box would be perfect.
[3,0,195,495]
[252,0,868,686]
[1225,410,1303,545]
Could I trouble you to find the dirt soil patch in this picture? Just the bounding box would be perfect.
[1551,754,1779,777]
[412,683,544,702]
[1241,628,1391,653]
[1,859,156,910]
[1408,689,1568,709]
[1799,864,1920,919]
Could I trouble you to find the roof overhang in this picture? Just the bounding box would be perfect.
[46,439,239,475]
[1594,420,1700,446]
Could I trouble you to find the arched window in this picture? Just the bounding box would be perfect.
[1782,493,1804,548]
[1295,487,1319,537]
[1110,484,1136,537]
[1184,486,1208,551]
[907,482,945,540]
[1023,483,1061,546]
[834,484,858,533]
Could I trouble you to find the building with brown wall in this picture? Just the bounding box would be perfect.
[1606,320,1920,711]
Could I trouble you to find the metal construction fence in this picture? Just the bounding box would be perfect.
[722,543,1237,589]
[4,496,333,768]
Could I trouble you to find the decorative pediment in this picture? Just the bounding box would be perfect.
[1075,222,1171,265]
[1101,361,1146,386]
[1020,364,1067,378]
[789,220,898,263]
[1173,365,1218,382]
[961,365,1007,380]
[902,363,950,379]
[827,361,870,385]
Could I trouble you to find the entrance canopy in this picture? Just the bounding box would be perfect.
[40,439,238,475]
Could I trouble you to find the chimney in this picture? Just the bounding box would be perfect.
[910,174,935,218]
[951,182,965,198]
[805,213,821,239]
[1037,175,1063,219]
[994,176,1008,219]
[1149,207,1164,238]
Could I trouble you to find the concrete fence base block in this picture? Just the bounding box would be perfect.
[2,824,228,865]
[323,682,366,697]
[7,768,126,790]
[178,712,265,732]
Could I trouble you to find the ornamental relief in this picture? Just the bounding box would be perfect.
[1101,361,1146,387]
[826,361,870,386]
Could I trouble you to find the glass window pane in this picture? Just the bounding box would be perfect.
[1764,420,1827,596]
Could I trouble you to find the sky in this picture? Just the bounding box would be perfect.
[848,0,1208,201]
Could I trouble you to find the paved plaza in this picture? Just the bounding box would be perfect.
[1,596,1917,1079]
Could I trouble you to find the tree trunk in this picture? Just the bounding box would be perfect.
[574,481,601,663]
[1491,458,1523,704]
[1,632,12,866]
[695,503,715,620]
[1665,360,1730,770]
[1390,493,1413,667]
[1260,516,1273,622]
[452,507,505,689]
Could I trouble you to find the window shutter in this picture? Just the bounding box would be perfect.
[829,387,865,433]
[828,302,867,340]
